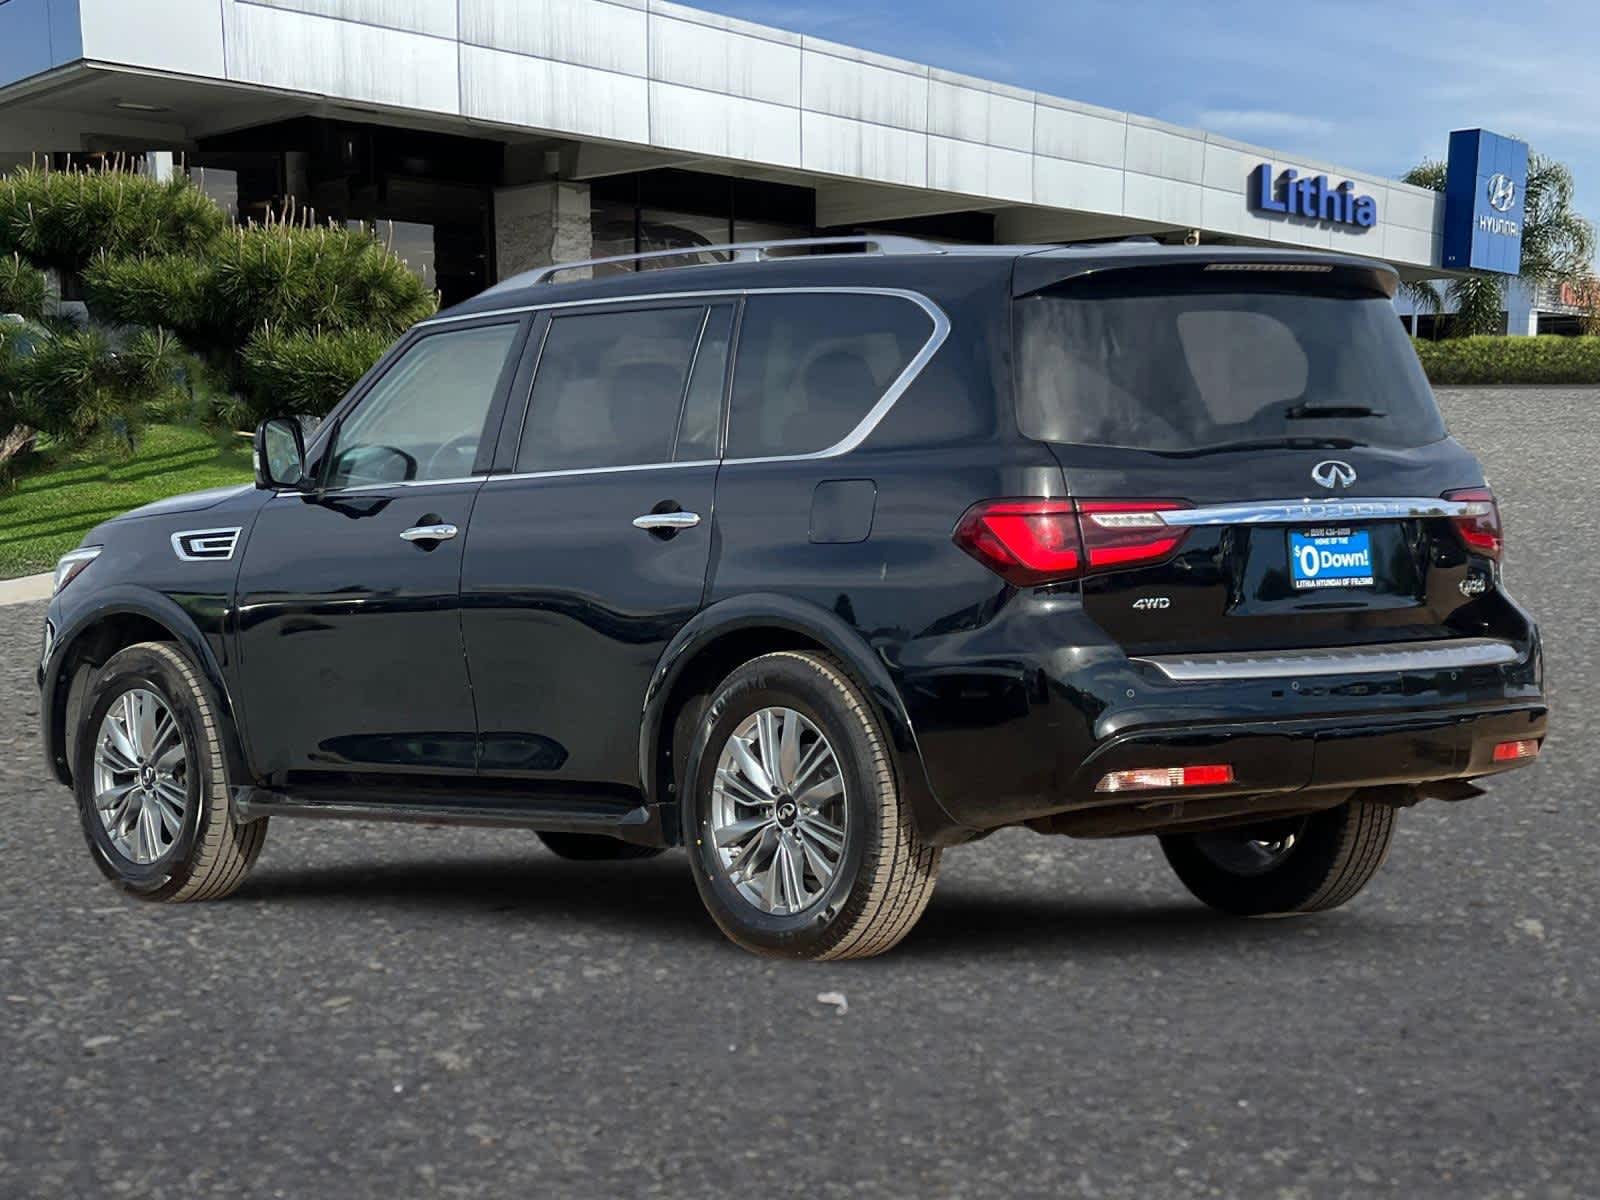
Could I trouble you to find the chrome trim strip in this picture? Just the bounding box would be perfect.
[1132,637,1520,682]
[171,527,242,562]
[273,474,488,499]
[1160,497,1482,527]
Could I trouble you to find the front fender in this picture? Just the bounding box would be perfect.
[637,592,975,845]
[40,584,250,789]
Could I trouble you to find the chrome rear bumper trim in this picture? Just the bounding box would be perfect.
[1132,637,1521,682]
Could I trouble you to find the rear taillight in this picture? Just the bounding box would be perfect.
[953,499,1189,586]
[1492,739,1540,763]
[1443,487,1502,561]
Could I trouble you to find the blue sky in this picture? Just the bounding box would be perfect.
[695,0,1599,220]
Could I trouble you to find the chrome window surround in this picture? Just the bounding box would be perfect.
[421,286,952,481]
[1158,497,1489,527]
[1132,637,1521,682]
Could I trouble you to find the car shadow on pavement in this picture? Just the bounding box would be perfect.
[235,854,1400,959]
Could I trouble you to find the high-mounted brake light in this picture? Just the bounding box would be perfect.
[1095,764,1236,793]
[1443,487,1503,561]
[953,499,1190,586]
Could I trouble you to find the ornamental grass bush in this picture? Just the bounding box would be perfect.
[1414,336,1600,386]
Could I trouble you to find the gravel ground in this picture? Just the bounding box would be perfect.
[0,386,1594,1199]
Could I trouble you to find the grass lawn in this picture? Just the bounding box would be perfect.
[0,424,253,579]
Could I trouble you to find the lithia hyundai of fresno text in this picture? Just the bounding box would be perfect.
[38,238,1546,958]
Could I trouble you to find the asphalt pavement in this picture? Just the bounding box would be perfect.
[1,386,1594,1199]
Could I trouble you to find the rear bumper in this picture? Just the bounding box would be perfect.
[1037,701,1547,836]
[897,600,1546,839]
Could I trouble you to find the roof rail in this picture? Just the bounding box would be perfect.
[493,235,946,290]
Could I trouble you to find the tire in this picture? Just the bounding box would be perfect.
[1159,798,1396,917]
[681,651,940,960]
[72,641,267,902]
[537,832,665,861]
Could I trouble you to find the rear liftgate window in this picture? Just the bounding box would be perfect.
[1014,270,1447,452]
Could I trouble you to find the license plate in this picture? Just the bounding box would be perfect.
[1289,527,1374,590]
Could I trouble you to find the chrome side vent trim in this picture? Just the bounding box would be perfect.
[1132,638,1521,682]
[171,527,242,562]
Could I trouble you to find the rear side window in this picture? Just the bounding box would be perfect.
[517,306,713,472]
[1015,274,1446,452]
[727,292,932,459]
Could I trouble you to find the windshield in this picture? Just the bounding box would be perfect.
[1014,273,1446,452]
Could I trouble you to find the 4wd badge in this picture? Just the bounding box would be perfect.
[1132,597,1171,611]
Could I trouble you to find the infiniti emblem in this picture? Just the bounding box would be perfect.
[1487,173,1517,214]
[1311,460,1357,489]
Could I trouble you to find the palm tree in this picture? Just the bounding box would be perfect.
[1400,152,1596,336]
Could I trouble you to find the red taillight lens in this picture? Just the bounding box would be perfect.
[1095,764,1236,793]
[1076,501,1190,569]
[951,500,1081,586]
[953,499,1189,586]
[1443,487,1502,561]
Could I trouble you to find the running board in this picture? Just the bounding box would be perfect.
[231,786,666,845]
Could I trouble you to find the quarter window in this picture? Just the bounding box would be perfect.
[517,306,715,472]
[726,293,932,459]
[325,322,519,489]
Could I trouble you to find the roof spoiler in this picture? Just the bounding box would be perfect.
[1011,247,1400,299]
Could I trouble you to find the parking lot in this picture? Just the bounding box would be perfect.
[1,386,1594,1199]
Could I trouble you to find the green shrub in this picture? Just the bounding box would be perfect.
[1414,335,1600,385]
[0,163,226,272]
[10,326,185,447]
[240,325,396,421]
[0,253,48,319]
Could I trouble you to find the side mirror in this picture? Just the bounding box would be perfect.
[254,417,307,490]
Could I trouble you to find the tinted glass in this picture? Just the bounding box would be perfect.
[1015,276,1446,451]
[676,304,734,461]
[518,307,706,471]
[326,323,517,489]
[727,293,932,458]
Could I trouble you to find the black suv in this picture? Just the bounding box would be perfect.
[38,238,1547,958]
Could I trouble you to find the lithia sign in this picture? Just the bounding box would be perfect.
[1249,164,1378,229]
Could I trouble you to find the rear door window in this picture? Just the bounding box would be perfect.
[1015,272,1446,452]
[517,305,725,472]
[726,292,933,459]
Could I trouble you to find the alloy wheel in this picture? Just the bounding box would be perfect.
[709,707,848,915]
[92,688,190,865]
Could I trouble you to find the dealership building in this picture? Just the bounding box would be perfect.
[0,0,1532,318]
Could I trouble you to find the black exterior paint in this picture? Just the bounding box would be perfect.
[40,244,1547,847]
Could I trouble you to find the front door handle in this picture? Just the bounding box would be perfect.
[632,511,701,531]
[400,523,459,543]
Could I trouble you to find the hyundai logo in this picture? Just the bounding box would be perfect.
[1487,173,1517,214]
[1311,460,1357,489]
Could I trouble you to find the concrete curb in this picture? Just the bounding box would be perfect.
[0,573,52,606]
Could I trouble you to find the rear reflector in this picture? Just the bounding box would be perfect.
[1492,739,1540,763]
[1095,764,1236,793]
[1443,487,1503,561]
[953,498,1190,586]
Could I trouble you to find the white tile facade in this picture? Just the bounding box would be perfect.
[0,0,1449,269]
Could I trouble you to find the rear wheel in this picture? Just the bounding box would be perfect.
[536,832,665,861]
[682,651,940,959]
[1159,798,1395,916]
[73,642,267,901]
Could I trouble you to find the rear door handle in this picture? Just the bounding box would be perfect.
[400,523,459,542]
[632,512,701,531]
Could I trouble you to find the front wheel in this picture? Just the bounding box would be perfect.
[1159,798,1396,916]
[73,641,267,902]
[682,651,940,959]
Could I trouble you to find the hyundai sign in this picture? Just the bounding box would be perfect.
[1442,129,1528,275]
[1250,165,1378,230]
